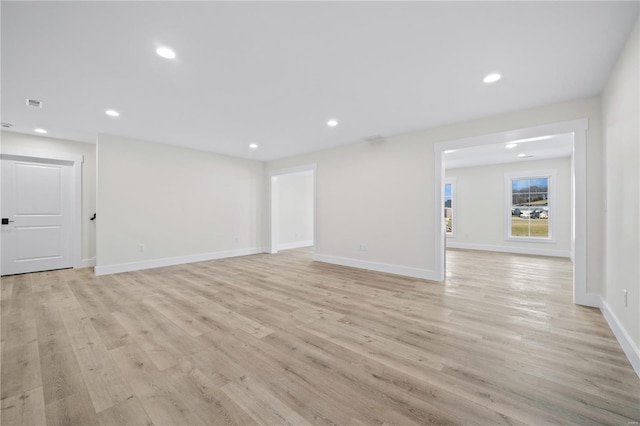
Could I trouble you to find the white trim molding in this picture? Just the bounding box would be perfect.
[314,253,439,281]
[434,148,446,281]
[270,175,280,254]
[0,147,83,165]
[81,257,96,268]
[572,122,588,306]
[95,247,264,276]
[278,241,314,251]
[600,298,640,378]
[268,164,318,177]
[446,242,571,258]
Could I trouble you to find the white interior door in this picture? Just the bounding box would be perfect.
[1,158,74,275]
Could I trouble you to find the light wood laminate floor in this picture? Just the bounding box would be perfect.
[1,248,639,425]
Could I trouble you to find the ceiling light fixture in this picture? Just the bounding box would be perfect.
[517,153,530,158]
[444,149,458,154]
[327,119,338,127]
[483,73,502,83]
[34,128,48,134]
[249,143,258,149]
[505,143,517,149]
[156,46,176,59]
[105,109,120,117]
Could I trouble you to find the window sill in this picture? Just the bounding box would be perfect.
[505,236,556,244]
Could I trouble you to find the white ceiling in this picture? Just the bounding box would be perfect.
[2,1,638,162]
[443,133,574,169]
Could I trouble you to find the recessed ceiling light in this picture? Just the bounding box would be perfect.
[483,73,501,83]
[1,123,12,128]
[156,47,176,59]
[444,149,458,154]
[505,143,517,149]
[249,143,258,149]
[517,153,529,158]
[327,119,338,127]
[105,109,120,117]
[34,128,47,134]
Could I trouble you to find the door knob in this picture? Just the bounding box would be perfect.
[1,218,15,225]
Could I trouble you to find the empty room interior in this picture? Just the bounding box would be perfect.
[1,1,639,425]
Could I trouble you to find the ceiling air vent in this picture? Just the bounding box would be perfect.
[1,123,12,128]
[26,98,43,108]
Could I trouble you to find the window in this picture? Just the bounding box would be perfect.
[505,170,556,241]
[444,178,456,236]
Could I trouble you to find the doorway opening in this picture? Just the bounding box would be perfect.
[269,165,316,255]
[434,119,595,307]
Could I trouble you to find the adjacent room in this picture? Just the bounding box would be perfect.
[270,168,315,254]
[442,133,574,264]
[1,1,639,425]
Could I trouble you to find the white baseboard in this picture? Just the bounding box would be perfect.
[78,257,96,268]
[277,240,314,251]
[94,247,264,276]
[574,292,600,308]
[600,298,640,378]
[313,253,438,281]
[447,242,571,258]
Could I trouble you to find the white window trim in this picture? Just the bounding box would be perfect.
[444,177,456,238]
[504,169,557,243]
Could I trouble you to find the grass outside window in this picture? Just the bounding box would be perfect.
[511,217,549,237]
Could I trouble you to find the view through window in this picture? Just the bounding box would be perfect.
[444,182,453,234]
[510,177,549,237]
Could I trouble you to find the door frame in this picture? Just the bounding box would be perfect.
[1,147,84,269]
[268,164,317,254]
[433,118,596,307]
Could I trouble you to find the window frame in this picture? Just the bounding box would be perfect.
[504,169,557,243]
[444,177,456,238]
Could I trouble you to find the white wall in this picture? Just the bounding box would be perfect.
[602,19,639,372]
[0,131,96,262]
[276,171,314,250]
[269,136,437,278]
[266,96,603,288]
[445,157,572,257]
[95,133,265,274]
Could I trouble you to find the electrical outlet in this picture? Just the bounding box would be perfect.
[138,244,144,252]
[359,244,367,251]
[623,289,628,307]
